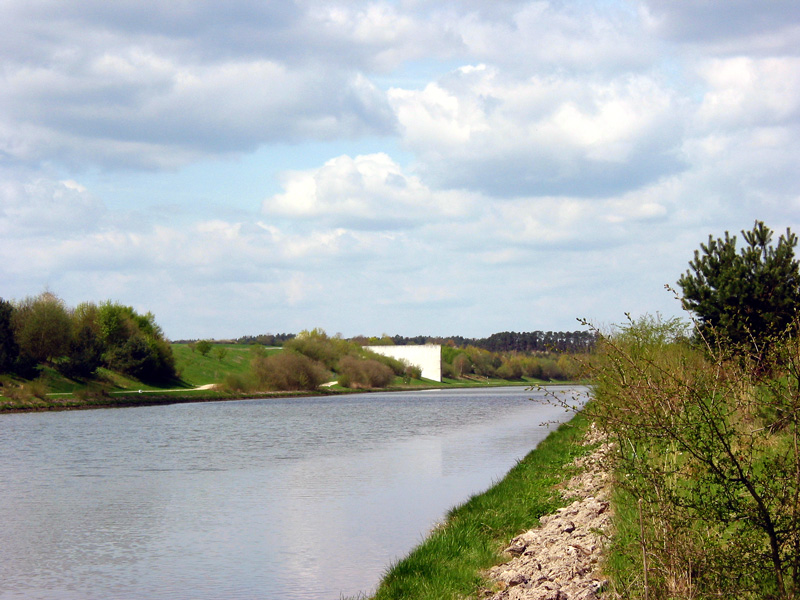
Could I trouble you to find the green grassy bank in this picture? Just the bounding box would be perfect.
[369,409,591,600]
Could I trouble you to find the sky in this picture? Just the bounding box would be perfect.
[2,0,799,341]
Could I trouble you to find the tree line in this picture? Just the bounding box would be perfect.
[0,292,176,383]
[220,330,596,354]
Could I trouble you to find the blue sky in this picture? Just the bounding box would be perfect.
[2,0,799,340]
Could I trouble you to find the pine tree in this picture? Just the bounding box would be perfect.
[678,220,800,349]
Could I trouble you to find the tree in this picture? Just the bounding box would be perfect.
[678,221,800,350]
[13,292,72,363]
[196,340,212,357]
[60,324,104,378]
[0,298,19,372]
[95,301,176,382]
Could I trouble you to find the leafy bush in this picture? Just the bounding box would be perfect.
[195,340,212,356]
[252,350,328,391]
[337,356,394,388]
[584,313,800,599]
[363,349,407,375]
[284,328,359,369]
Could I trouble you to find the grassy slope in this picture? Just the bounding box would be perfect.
[371,410,591,600]
[171,343,280,387]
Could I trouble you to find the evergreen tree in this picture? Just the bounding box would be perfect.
[678,221,800,348]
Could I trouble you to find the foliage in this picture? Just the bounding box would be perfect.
[386,330,597,353]
[59,323,104,378]
[0,293,175,384]
[13,292,72,363]
[284,328,359,369]
[251,350,329,391]
[678,221,800,352]
[195,340,212,357]
[0,298,18,372]
[363,349,408,376]
[337,356,394,388]
[95,301,176,382]
[585,313,800,599]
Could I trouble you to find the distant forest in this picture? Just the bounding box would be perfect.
[227,330,596,354]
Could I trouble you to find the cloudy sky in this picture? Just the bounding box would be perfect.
[2,0,799,340]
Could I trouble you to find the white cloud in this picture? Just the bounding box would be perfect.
[262,153,476,229]
[0,177,106,237]
[389,65,686,196]
[0,51,396,168]
[696,57,800,129]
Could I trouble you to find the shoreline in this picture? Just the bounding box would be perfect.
[0,380,582,414]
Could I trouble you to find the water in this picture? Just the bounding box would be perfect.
[0,386,586,600]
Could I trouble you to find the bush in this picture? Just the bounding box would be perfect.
[284,329,356,369]
[337,356,394,388]
[584,313,800,599]
[252,350,328,391]
[221,373,252,393]
[196,340,212,356]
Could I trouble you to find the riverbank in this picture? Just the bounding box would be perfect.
[369,408,606,600]
[0,378,579,413]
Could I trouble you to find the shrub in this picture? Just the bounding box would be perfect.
[363,349,407,375]
[222,373,252,393]
[584,313,800,599]
[283,329,353,369]
[196,340,212,357]
[252,350,328,391]
[337,356,394,388]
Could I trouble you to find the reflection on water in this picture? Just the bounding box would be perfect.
[0,386,587,600]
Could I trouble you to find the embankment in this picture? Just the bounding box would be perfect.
[370,409,609,600]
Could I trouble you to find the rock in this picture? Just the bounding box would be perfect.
[485,431,613,600]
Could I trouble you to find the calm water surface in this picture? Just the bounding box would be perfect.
[0,386,586,600]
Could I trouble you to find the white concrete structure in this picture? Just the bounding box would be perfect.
[365,344,442,382]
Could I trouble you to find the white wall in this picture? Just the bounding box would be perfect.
[364,344,442,382]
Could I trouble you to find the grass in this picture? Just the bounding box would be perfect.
[370,409,591,600]
[172,343,280,387]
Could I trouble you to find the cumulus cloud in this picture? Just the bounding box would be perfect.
[0,176,106,237]
[262,153,475,229]
[0,1,413,169]
[1,53,395,168]
[389,65,686,196]
[695,57,800,129]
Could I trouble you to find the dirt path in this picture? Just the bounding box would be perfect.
[486,425,612,600]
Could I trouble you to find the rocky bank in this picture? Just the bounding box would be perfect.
[486,425,613,600]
